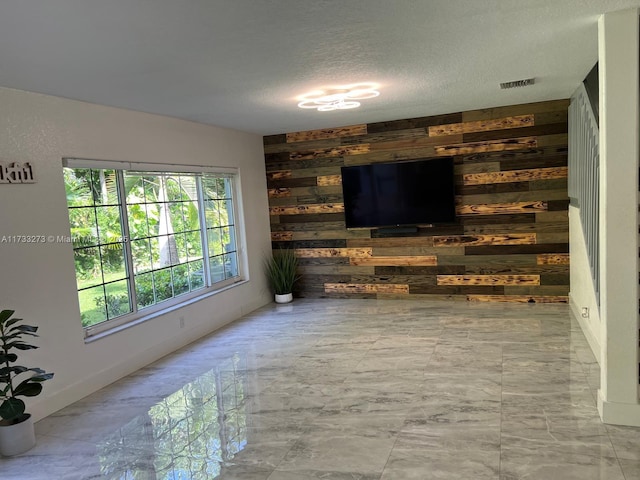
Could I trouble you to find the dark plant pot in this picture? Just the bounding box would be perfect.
[0,413,36,456]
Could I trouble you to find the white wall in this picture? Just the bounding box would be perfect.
[568,205,601,363]
[597,7,640,426]
[0,86,273,421]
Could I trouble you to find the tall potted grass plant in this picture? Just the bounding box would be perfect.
[265,248,300,303]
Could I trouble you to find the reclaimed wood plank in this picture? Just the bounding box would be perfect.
[269,203,345,216]
[369,134,463,152]
[462,123,567,144]
[268,188,291,198]
[435,137,537,156]
[437,254,537,266]
[457,189,567,206]
[350,256,438,266]
[455,162,501,175]
[347,237,435,248]
[290,144,370,160]
[428,115,534,137]
[456,201,547,216]
[290,230,370,240]
[266,170,292,181]
[373,246,464,256]
[503,285,569,295]
[437,275,540,286]
[324,283,409,294]
[295,247,372,258]
[537,253,570,265]
[463,166,568,186]
[367,112,463,133]
[462,99,570,122]
[298,265,375,275]
[287,124,367,143]
[271,231,293,241]
[432,233,536,247]
[467,294,568,303]
[317,175,342,186]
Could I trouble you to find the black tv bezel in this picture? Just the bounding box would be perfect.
[340,157,457,230]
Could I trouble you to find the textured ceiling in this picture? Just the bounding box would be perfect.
[0,0,639,135]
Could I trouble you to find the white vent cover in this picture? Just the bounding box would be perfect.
[500,78,535,89]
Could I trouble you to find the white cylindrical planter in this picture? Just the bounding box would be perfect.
[0,414,36,456]
[275,293,293,304]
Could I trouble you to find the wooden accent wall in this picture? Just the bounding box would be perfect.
[263,100,570,303]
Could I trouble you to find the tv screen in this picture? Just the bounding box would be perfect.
[341,157,456,229]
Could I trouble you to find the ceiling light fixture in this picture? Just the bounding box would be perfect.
[297,83,380,111]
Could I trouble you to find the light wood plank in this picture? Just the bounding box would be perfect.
[350,256,437,266]
[295,247,373,258]
[437,275,540,285]
[287,124,367,143]
[435,137,537,156]
[463,167,568,186]
[317,175,343,186]
[268,188,291,198]
[271,232,293,241]
[433,234,536,247]
[467,294,568,303]
[269,203,345,215]
[324,283,409,294]
[456,201,547,216]
[537,254,570,265]
[428,114,534,137]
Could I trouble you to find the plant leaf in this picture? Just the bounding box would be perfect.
[0,353,17,363]
[0,310,14,323]
[14,381,43,397]
[0,398,25,422]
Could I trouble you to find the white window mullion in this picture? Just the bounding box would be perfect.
[196,176,212,287]
[116,170,138,314]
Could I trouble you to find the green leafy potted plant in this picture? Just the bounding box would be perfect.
[0,309,54,456]
[265,248,300,303]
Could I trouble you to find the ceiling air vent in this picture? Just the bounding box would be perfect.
[500,78,535,89]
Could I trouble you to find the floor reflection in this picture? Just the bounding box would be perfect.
[98,354,247,480]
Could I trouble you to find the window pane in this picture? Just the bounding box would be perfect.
[189,260,205,290]
[79,284,107,327]
[185,231,203,259]
[64,168,94,207]
[208,228,223,256]
[135,272,155,309]
[210,256,225,283]
[225,252,238,279]
[92,169,119,205]
[69,207,97,248]
[131,239,152,273]
[105,280,131,319]
[100,244,128,282]
[153,268,173,303]
[96,206,122,245]
[74,246,102,289]
[172,264,189,296]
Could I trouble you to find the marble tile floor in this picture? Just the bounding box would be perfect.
[2,299,639,479]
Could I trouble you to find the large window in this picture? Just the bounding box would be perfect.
[63,161,244,336]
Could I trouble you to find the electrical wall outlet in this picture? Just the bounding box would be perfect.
[581,307,589,319]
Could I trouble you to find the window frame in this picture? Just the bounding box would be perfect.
[63,158,248,339]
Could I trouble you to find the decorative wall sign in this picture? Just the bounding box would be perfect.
[0,162,36,184]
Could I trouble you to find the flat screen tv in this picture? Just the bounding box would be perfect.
[341,157,456,229]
